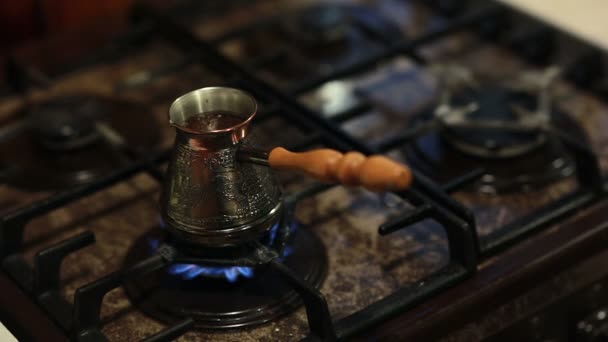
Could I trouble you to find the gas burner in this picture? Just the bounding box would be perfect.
[0,95,160,190]
[247,4,402,81]
[282,5,351,48]
[405,66,585,193]
[280,4,403,53]
[431,65,562,158]
[405,118,577,194]
[439,87,547,158]
[31,96,106,151]
[123,222,327,329]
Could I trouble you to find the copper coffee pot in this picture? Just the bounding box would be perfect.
[161,87,412,247]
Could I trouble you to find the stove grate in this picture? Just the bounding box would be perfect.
[0,0,606,341]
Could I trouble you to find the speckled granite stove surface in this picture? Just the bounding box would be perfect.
[1,0,608,341]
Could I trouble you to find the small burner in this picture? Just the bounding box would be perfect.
[0,95,160,190]
[405,66,584,193]
[441,87,547,158]
[123,222,327,329]
[405,117,577,193]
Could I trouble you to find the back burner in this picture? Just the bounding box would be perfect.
[283,5,350,48]
[239,3,403,82]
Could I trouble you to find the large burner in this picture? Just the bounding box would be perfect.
[242,4,402,81]
[405,66,585,193]
[0,95,160,190]
[123,222,327,329]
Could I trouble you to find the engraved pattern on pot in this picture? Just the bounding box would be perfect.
[164,140,281,229]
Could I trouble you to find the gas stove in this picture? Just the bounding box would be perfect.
[1,1,608,341]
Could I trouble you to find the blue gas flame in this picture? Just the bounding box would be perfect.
[167,263,254,282]
[151,221,293,283]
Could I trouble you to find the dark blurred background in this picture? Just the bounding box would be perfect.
[0,0,133,50]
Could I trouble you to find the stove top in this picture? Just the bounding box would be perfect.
[1,1,608,341]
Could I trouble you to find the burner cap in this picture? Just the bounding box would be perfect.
[0,95,160,191]
[441,88,546,158]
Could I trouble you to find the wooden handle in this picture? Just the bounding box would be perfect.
[268,147,413,192]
